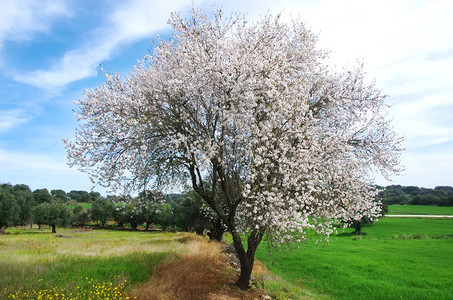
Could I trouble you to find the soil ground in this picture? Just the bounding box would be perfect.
[129,236,270,300]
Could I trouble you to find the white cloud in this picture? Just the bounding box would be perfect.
[382,150,453,188]
[0,0,70,43]
[13,47,105,90]
[0,148,107,193]
[13,0,189,90]
[394,91,453,118]
[0,148,70,173]
[398,120,453,148]
[392,90,453,148]
[0,110,30,133]
[0,0,70,67]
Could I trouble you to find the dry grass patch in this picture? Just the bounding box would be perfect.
[130,236,265,300]
[0,229,192,262]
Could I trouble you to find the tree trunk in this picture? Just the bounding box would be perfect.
[51,224,56,233]
[195,227,204,235]
[130,222,138,230]
[0,225,7,235]
[232,229,264,290]
[208,219,225,241]
[207,227,224,242]
[236,251,255,290]
[354,221,362,235]
[145,222,150,231]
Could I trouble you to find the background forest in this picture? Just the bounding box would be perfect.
[1,182,452,235]
[378,185,453,206]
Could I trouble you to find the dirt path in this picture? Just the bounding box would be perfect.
[386,215,453,218]
[129,236,268,300]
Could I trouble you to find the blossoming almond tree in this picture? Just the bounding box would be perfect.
[65,7,403,289]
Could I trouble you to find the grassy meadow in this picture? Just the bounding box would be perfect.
[0,229,198,299]
[67,203,92,210]
[387,204,453,215]
[0,228,263,299]
[1,205,452,299]
[256,207,453,299]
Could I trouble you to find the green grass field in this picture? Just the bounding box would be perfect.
[256,216,453,299]
[0,229,192,299]
[2,205,453,299]
[388,204,453,215]
[67,203,92,210]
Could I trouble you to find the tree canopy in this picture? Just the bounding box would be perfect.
[0,191,20,234]
[65,7,403,289]
[378,185,453,206]
[89,198,116,228]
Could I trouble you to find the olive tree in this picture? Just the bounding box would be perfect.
[114,198,144,230]
[0,191,20,234]
[89,197,115,228]
[72,205,90,227]
[65,7,402,289]
[32,202,50,230]
[32,201,72,233]
[137,190,166,231]
[172,189,225,239]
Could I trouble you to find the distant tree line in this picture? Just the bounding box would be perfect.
[0,183,101,234]
[0,182,224,238]
[378,185,453,206]
[2,182,451,235]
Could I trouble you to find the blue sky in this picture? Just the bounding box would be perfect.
[1,0,452,195]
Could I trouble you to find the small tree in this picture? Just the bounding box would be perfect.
[72,205,90,227]
[51,189,68,202]
[10,184,36,227]
[115,201,144,230]
[89,198,115,228]
[172,190,208,234]
[172,189,225,240]
[0,191,20,234]
[138,190,166,230]
[154,203,174,231]
[112,192,164,230]
[15,191,36,228]
[47,201,72,233]
[67,190,91,203]
[66,7,403,289]
[33,188,52,204]
[343,194,384,235]
[32,202,50,230]
[32,201,71,233]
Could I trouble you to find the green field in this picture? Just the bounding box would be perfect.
[66,203,93,211]
[256,217,453,299]
[2,206,453,299]
[0,229,192,299]
[388,204,453,215]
